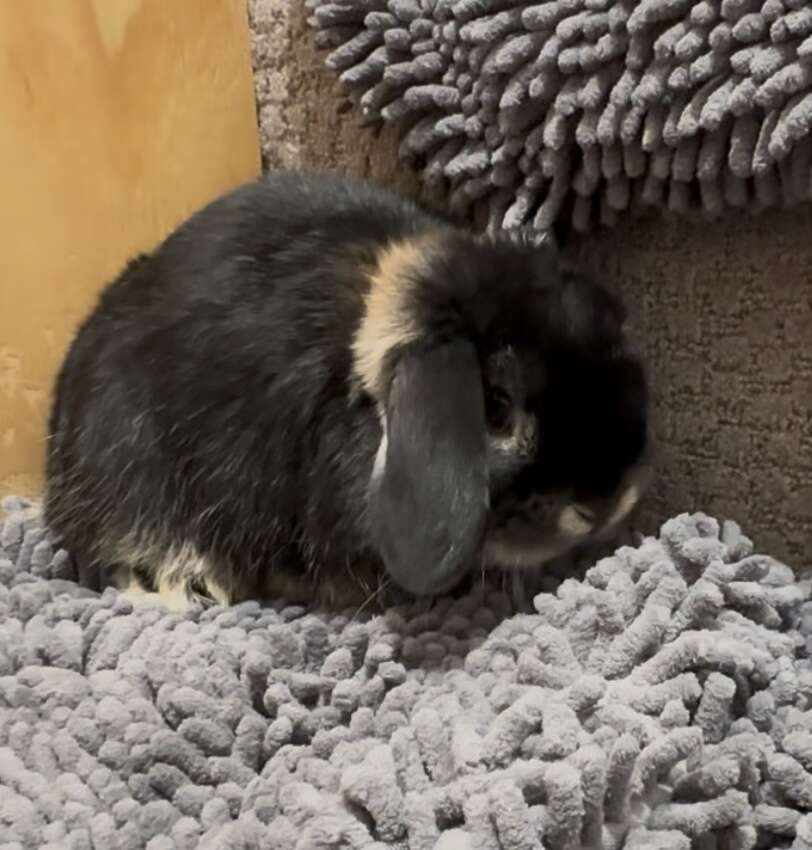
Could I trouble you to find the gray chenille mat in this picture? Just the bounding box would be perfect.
[2,494,812,849]
[304,0,812,232]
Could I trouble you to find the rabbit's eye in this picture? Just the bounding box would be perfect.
[485,386,514,435]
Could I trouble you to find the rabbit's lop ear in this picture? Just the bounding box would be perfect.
[368,339,489,597]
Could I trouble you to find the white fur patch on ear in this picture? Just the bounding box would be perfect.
[371,430,388,484]
[370,408,388,484]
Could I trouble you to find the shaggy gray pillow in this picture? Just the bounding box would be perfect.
[304,0,812,232]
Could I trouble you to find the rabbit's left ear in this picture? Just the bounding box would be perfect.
[368,339,489,596]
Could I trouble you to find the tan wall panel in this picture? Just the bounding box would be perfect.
[0,0,261,497]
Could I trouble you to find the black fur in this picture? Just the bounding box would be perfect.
[45,171,649,604]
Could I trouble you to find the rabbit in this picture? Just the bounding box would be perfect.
[44,170,651,611]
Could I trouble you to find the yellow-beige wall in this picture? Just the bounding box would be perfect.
[0,0,261,497]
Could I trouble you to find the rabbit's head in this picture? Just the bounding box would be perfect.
[356,229,650,596]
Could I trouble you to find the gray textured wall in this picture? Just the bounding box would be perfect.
[251,1,811,571]
[576,212,812,568]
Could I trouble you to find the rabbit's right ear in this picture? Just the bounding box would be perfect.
[368,339,489,597]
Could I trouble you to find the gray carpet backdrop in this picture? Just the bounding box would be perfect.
[303,0,812,232]
[3,496,812,849]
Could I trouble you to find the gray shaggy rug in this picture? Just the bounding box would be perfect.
[304,0,812,232]
[2,495,812,849]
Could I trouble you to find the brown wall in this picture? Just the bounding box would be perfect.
[259,1,811,569]
[576,211,812,569]
[0,0,261,497]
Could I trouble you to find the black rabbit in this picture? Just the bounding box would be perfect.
[45,171,651,609]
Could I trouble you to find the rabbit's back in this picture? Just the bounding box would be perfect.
[45,172,435,605]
